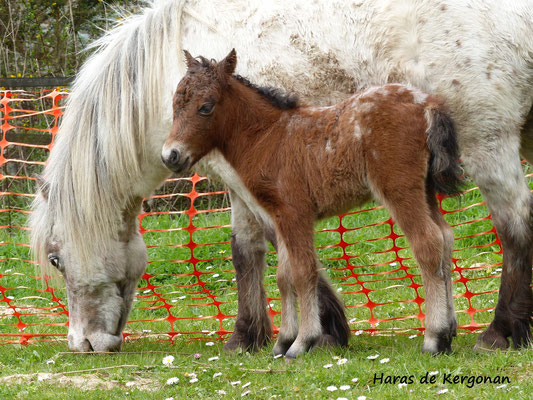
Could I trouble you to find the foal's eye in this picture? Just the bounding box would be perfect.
[198,102,214,116]
[48,254,60,269]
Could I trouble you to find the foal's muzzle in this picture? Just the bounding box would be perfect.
[161,147,190,173]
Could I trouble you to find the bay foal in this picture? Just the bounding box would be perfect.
[162,50,463,357]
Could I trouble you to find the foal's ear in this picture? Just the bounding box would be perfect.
[183,50,199,69]
[219,48,237,75]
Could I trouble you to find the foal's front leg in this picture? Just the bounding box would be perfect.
[272,240,299,356]
[275,218,323,358]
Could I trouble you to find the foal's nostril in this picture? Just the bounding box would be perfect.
[167,148,180,166]
[162,148,181,168]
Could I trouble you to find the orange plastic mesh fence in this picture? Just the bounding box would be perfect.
[0,89,527,346]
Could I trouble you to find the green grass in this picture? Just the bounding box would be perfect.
[0,335,531,399]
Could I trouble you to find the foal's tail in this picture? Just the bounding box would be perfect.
[425,105,463,195]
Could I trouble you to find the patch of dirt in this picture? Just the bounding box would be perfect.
[0,373,160,392]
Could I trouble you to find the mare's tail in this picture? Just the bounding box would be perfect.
[425,105,463,195]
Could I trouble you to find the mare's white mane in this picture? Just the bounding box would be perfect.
[30,0,190,272]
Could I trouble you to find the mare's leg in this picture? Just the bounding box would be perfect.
[472,124,533,349]
[427,186,458,341]
[223,190,272,351]
[272,240,300,355]
[519,107,533,163]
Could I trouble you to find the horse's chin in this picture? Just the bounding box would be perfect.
[86,332,123,352]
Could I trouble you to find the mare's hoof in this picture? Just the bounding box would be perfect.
[316,333,338,348]
[223,331,268,353]
[474,329,510,351]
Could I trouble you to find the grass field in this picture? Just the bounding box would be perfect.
[0,335,531,399]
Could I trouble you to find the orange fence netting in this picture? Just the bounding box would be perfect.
[0,89,519,346]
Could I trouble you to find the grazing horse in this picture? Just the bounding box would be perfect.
[30,0,532,353]
[161,50,463,356]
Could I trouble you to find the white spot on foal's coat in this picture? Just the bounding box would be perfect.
[410,87,428,104]
[326,139,333,152]
[358,101,375,113]
[353,123,362,139]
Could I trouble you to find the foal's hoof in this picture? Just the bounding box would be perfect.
[421,331,453,355]
[272,337,296,357]
[474,329,510,351]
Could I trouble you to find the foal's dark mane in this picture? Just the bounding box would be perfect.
[232,75,299,110]
[192,56,299,110]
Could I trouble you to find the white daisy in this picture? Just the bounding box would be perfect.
[162,355,175,366]
[166,377,179,385]
[37,373,51,382]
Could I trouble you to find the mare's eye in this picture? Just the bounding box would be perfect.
[48,254,60,268]
[198,102,214,116]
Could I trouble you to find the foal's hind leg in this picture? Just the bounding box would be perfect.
[223,190,272,352]
[464,138,533,350]
[427,186,458,341]
[376,184,453,354]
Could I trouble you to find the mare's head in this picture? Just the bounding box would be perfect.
[161,49,238,173]
[31,175,146,353]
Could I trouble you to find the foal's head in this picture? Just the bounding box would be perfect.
[162,49,238,173]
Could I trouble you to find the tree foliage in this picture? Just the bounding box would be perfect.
[0,0,143,77]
